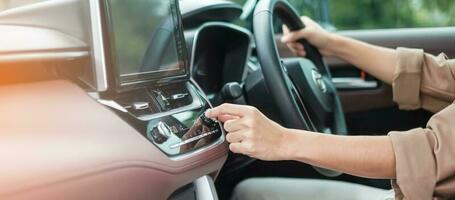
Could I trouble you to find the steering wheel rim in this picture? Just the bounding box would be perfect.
[253,0,347,177]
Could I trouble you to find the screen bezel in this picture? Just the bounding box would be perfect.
[101,0,190,91]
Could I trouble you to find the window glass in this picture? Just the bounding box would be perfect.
[230,0,455,30]
[328,0,455,30]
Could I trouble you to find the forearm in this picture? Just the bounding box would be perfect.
[282,129,396,179]
[326,34,397,84]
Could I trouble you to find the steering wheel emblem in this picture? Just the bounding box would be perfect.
[311,70,327,93]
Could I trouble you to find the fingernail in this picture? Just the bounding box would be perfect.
[205,109,212,117]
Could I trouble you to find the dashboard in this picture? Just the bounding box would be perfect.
[0,0,261,199]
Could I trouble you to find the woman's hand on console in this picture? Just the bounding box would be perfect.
[205,103,295,161]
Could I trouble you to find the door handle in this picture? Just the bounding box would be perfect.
[332,77,378,90]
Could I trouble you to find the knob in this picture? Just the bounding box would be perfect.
[150,121,172,144]
[221,82,242,100]
[200,113,219,128]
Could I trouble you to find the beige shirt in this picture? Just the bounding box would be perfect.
[388,47,455,200]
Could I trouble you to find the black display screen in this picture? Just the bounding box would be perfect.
[104,0,188,87]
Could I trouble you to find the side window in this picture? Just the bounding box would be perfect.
[328,0,455,30]
[231,0,455,31]
[283,0,455,31]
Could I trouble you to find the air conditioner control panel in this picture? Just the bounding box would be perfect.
[101,82,224,156]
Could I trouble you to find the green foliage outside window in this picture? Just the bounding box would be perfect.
[230,0,455,30]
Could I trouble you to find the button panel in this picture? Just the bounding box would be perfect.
[142,84,223,156]
[104,83,223,157]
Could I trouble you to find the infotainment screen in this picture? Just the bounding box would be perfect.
[104,0,188,87]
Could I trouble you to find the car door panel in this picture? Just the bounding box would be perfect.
[334,27,455,112]
[278,27,454,134]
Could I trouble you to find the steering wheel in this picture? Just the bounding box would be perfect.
[253,0,347,177]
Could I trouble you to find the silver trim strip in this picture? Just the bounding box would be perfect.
[98,99,128,112]
[169,129,219,149]
[0,51,89,63]
[89,0,108,91]
[332,77,378,90]
[194,176,219,200]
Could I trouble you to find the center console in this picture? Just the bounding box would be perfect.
[98,0,224,157]
[102,82,223,156]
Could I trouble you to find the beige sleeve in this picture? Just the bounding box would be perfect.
[388,102,455,200]
[393,47,455,113]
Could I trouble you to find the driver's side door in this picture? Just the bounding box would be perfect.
[279,0,454,135]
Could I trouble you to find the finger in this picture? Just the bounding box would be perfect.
[225,131,245,143]
[281,30,305,43]
[229,143,248,155]
[288,42,304,51]
[281,28,310,44]
[223,119,246,132]
[296,49,306,57]
[282,24,290,34]
[206,103,252,119]
[217,114,240,123]
[286,43,299,54]
[286,43,306,57]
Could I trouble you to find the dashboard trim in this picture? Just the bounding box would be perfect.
[89,0,109,92]
[194,175,218,200]
[0,51,89,63]
[188,22,253,82]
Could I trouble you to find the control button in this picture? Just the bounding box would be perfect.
[169,126,179,134]
[169,93,189,100]
[200,113,219,128]
[150,121,172,144]
[152,90,170,111]
[133,102,149,110]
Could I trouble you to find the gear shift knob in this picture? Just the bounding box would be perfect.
[221,82,242,100]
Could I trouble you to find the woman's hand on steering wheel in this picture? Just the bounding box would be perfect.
[206,103,294,161]
[281,16,333,57]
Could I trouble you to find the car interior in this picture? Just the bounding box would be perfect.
[0,0,452,199]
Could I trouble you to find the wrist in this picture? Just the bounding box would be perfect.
[277,128,310,161]
[281,129,323,162]
[275,128,294,160]
[322,33,342,57]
